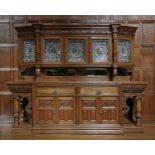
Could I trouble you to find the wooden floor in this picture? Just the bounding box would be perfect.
[0,123,155,140]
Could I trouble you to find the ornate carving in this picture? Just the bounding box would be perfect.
[23,40,36,62]
[82,101,96,108]
[44,30,111,35]
[67,39,85,62]
[121,84,146,93]
[9,85,32,93]
[59,101,72,107]
[43,39,61,62]
[39,101,53,108]
[92,39,109,62]
[102,101,115,107]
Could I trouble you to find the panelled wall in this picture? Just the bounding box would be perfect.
[0,15,155,123]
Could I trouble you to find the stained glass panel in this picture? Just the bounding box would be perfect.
[43,39,61,62]
[118,40,131,62]
[67,39,85,62]
[92,39,109,62]
[23,40,36,62]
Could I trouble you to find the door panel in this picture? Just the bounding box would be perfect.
[99,97,119,123]
[79,97,98,124]
[56,97,75,124]
[36,97,56,124]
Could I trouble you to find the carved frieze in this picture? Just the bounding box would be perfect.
[8,85,32,93]
[121,84,146,93]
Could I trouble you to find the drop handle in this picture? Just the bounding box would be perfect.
[53,90,58,95]
[96,90,101,95]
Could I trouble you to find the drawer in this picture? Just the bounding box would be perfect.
[36,87,75,95]
[80,87,118,95]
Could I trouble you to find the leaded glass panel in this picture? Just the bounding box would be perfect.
[67,39,85,62]
[118,40,131,62]
[23,40,36,62]
[92,39,109,62]
[43,39,61,62]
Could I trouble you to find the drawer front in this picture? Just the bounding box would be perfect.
[36,87,75,95]
[80,87,118,95]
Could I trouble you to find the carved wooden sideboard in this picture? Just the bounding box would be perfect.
[7,24,147,134]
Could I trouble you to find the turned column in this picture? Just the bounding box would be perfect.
[13,97,20,127]
[34,24,41,79]
[132,97,142,126]
[135,98,142,126]
[111,24,120,78]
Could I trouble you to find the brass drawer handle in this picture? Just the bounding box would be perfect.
[53,91,58,95]
[96,90,101,95]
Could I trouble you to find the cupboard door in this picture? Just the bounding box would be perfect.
[79,97,99,124]
[117,39,132,63]
[91,39,110,63]
[56,97,75,124]
[41,38,63,64]
[21,39,36,63]
[99,97,119,123]
[66,38,87,64]
[36,97,56,124]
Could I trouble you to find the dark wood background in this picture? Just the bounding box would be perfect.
[0,15,154,123]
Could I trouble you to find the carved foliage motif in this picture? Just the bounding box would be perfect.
[23,40,36,62]
[39,100,53,109]
[9,85,32,93]
[67,39,85,62]
[92,39,109,62]
[102,101,116,107]
[82,100,96,108]
[59,101,72,108]
[43,39,61,62]
[118,40,131,62]
[122,85,146,93]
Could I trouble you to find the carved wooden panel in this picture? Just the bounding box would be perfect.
[57,97,75,124]
[79,97,98,124]
[121,84,147,93]
[36,97,56,124]
[99,97,119,123]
